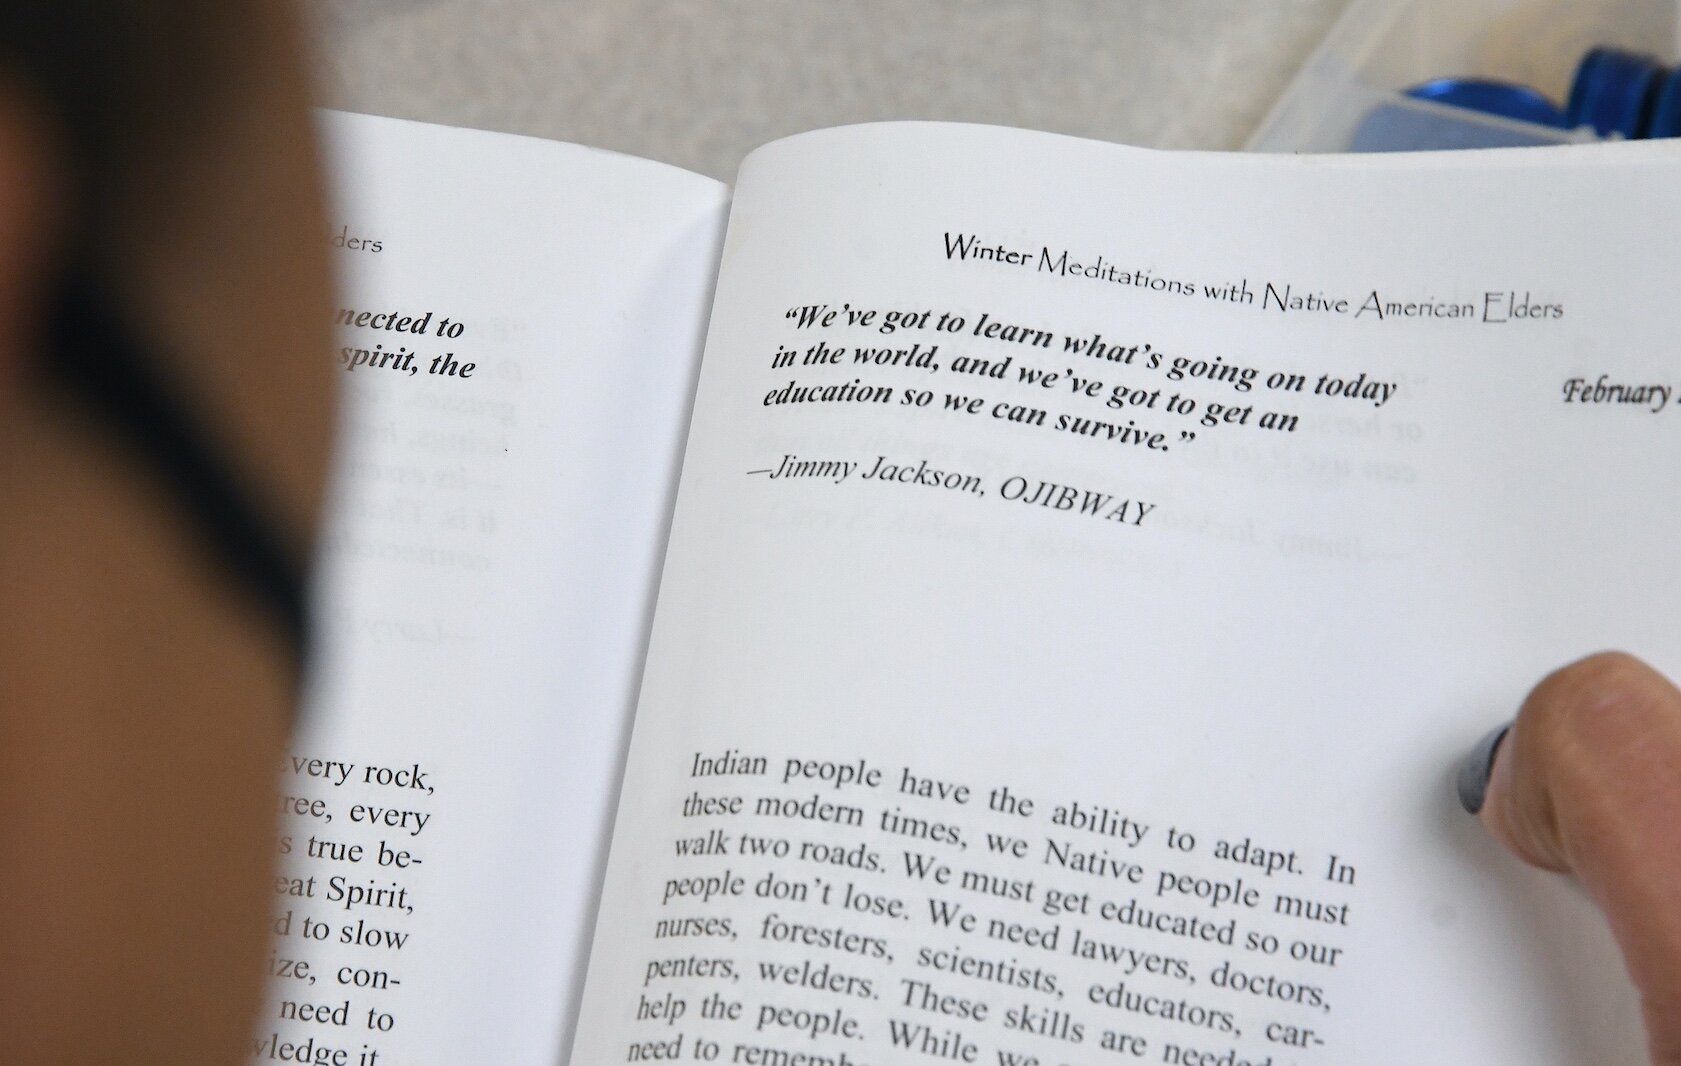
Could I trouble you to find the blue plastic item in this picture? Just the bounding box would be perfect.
[1350,104,1564,150]
[1566,47,1665,137]
[1405,78,1568,127]
[1646,66,1681,137]
[1351,78,1568,150]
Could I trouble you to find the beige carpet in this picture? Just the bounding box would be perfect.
[311,0,1348,179]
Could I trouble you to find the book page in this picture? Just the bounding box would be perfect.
[254,112,725,1066]
[572,124,1681,1064]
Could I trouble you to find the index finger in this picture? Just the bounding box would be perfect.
[1478,652,1681,1063]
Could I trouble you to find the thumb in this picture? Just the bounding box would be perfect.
[1468,652,1681,1064]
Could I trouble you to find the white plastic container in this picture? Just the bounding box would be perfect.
[1247,0,1681,152]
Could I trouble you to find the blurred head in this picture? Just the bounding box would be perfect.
[0,2,334,1060]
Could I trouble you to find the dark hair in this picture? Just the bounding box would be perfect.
[0,3,241,230]
[6,4,313,662]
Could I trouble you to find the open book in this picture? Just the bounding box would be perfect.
[258,110,1680,1066]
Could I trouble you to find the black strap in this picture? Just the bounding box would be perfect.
[43,266,310,674]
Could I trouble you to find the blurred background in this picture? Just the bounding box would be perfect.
[311,0,1347,179]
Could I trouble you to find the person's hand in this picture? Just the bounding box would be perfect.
[1464,652,1681,1064]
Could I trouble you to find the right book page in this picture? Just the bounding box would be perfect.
[573,123,1681,1065]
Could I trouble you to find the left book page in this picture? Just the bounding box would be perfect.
[251,111,727,1066]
